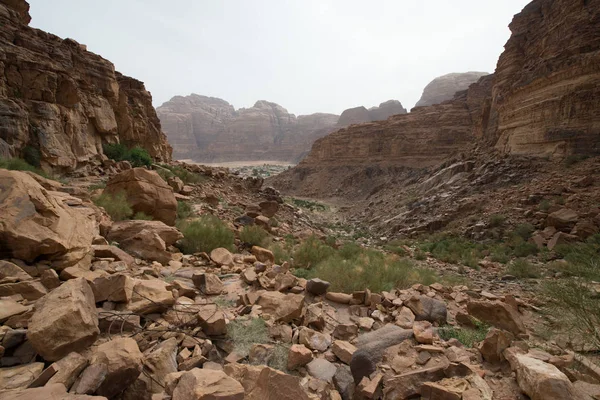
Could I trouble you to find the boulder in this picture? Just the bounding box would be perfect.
[0,261,32,283]
[259,201,279,218]
[140,338,178,393]
[91,273,134,303]
[197,304,227,336]
[45,352,90,390]
[478,329,513,364]
[223,363,311,400]
[332,341,357,365]
[210,248,234,266]
[547,208,579,231]
[395,307,416,329]
[287,344,313,370]
[124,278,175,314]
[382,365,447,399]
[171,368,244,400]
[257,292,304,323]
[326,292,352,304]
[547,231,578,251]
[119,229,173,264]
[333,324,359,341]
[306,278,330,296]
[306,358,337,382]
[192,273,224,295]
[333,366,355,400]
[104,168,177,225]
[404,295,447,324]
[0,362,44,390]
[0,171,97,270]
[413,321,434,344]
[299,327,332,352]
[467,301,525,335]
[107,220,183,246]
[0,383,108,399]
[350,325,413,383]
[27,278,99,361]
[504,347,577,400]
[92,245,135,266]
[92,338,143,398]
[0,300,29,323]
[251,246,274,264]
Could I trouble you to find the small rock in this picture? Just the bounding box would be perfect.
[287,344,313,370]
[306,278,331,296]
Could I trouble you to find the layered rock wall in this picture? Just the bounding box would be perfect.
[0,0,171,172]
[157,95,406,163]
[415,72,489,108]
[271,0,600,198]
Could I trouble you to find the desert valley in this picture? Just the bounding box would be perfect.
[0,0,599,399]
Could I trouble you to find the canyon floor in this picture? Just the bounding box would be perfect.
[1,155,599,400]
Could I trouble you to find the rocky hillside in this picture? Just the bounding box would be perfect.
[415,72,489,108]
[271,0,600,199]
[157,95,407,163]
[0,0,172,173]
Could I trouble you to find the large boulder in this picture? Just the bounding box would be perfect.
[106,220,183,245]
[350,325,414,383]
[104,168,177,225]
[171,368,244,400]
[106,220,183,263]
[0,170,98,270]
[223,363,311,400]
[404,295,447,325]
[257,291,304,323]
[504,348,577,400]
[92,338,143,398]
[467,301,526,335]
[27,278,99,361]
[0,383,108,399]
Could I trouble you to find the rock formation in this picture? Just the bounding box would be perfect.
[271,0,600,198]
[0,0,171,172]
[415,72,489,108]
[157,95,407,163]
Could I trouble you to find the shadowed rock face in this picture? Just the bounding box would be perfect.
[270,0,600,198]
[415,72,489,108]
[0,0,171,172]
[157,95,407,164]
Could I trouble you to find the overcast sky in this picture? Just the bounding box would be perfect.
[28,0,530,116]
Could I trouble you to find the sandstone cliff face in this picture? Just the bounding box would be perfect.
[157,95,405,163]
[271,0,600,198]
[0,0,171,172]
[415,72,489,108]
[488,0,600,157]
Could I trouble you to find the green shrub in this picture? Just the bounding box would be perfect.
[158,164,205,185]
[415,250,427,261]
[438,322,489,348]
[384,240,409,256]
[508,259,541,278]
[239,225,269,247]
[513,223,535,241]
[539,199,551,212]
[488,214,506,228]
[270,243,292,264]
[88,182,106,191]
[177,200,193,221]
[227,318,269,357]
[0,157,49,178]
[293,235,335,269]
[128,146,153,167]
[490,246,510,264]
[133,211,153,221]
[338,242,363,260]
[93,191,133,221]
[177,215,235,254]
[103,143,152,167]
[512,241,539,257]
[418,235,484,266]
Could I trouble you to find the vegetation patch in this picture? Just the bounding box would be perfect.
[157,164,205,184]
[0,157,51,179]
[292,235,335,269]
[103,143,152,167]
[93,191,133,221]
[507,258,541,279]
[438,321,489,348]
[289,197,327,212]
[227,318,270,357]
[177,215,235,254]
[239,225,269,247]
[132,211,153,221]
[176,200,193,221]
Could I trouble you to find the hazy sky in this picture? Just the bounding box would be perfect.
[28,0,530,116]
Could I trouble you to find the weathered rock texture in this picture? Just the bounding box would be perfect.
[415,72,489,107]
[0,0,171,172]
[157,95,406,163]
[271,0,600,198]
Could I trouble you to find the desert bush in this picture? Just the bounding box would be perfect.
[488,214,506,228]
[418,235,484,267]
[176,200,193,221]
[0,157,49,178]
[513,223,535,241]
[542,239,600,348]
[158,164,205,184]
[177,215,235,254]
[293,235,335,269]
[539,199,551,212]
[93,191,133,221]
[133,211,153,221]
[270,243,292,264]
[103,143,152,167]
[239,225,269,247]
[383,239,409,256]
[227,318,270,357]
[338,242,363,260]
[508,259,541,278]
[290,198,327,212]
[438,321,489,348]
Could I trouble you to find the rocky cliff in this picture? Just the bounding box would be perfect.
[0,0,171,172]
[415,72,489,108]
[271,0,600,198]
[488,0,600,156]
[157,95,407,163]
